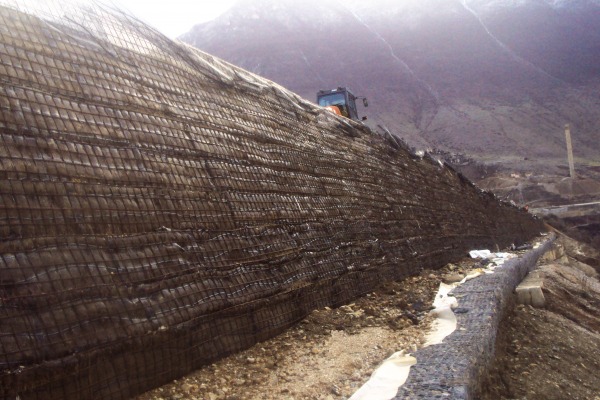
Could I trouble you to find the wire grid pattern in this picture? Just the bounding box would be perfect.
[0,2,543,399]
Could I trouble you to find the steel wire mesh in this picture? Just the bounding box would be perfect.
[0,1,543,399]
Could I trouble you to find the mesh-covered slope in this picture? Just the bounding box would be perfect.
[0,2,542,399]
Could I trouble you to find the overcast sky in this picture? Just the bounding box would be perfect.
[113,0,237,38]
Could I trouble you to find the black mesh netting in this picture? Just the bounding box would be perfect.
[0,2,543,399]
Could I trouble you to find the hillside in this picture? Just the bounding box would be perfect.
[181,0,600,174]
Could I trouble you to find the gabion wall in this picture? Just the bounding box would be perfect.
[0,2,543,399]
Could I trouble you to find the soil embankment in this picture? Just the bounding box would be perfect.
[0,3,542,400]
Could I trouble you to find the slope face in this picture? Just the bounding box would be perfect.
[182,0,600,170]
[0,2,541,399]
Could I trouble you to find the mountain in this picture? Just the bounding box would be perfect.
[180,0,600,173]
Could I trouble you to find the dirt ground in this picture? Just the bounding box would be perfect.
[137,233,600,400]
[481,235,600,400]
[136,259,486,400]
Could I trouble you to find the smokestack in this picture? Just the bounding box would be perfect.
[564,124,576,179]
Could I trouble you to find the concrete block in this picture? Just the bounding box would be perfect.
[540,243,565,262]
[516,271,545,307]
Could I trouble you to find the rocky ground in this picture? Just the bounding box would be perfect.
[136,259,485,400]
[137,232,600,400]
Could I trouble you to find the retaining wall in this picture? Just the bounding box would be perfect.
[0,2,544,399]
[394,235,555,399]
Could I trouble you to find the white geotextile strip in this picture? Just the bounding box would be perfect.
[348,351,417,400]
[423,282,459,347]
[350,250,520,400]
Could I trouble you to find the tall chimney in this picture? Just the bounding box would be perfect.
[564,124,576,178]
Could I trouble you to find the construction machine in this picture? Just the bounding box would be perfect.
[317,87,368,121]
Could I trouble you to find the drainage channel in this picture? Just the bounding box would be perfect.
[360,234,556,400]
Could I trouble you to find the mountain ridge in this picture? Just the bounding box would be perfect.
[181,0,600,173]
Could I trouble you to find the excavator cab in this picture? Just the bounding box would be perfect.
[317,87,368,121]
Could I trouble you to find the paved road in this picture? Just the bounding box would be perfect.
[531,201,600,217]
